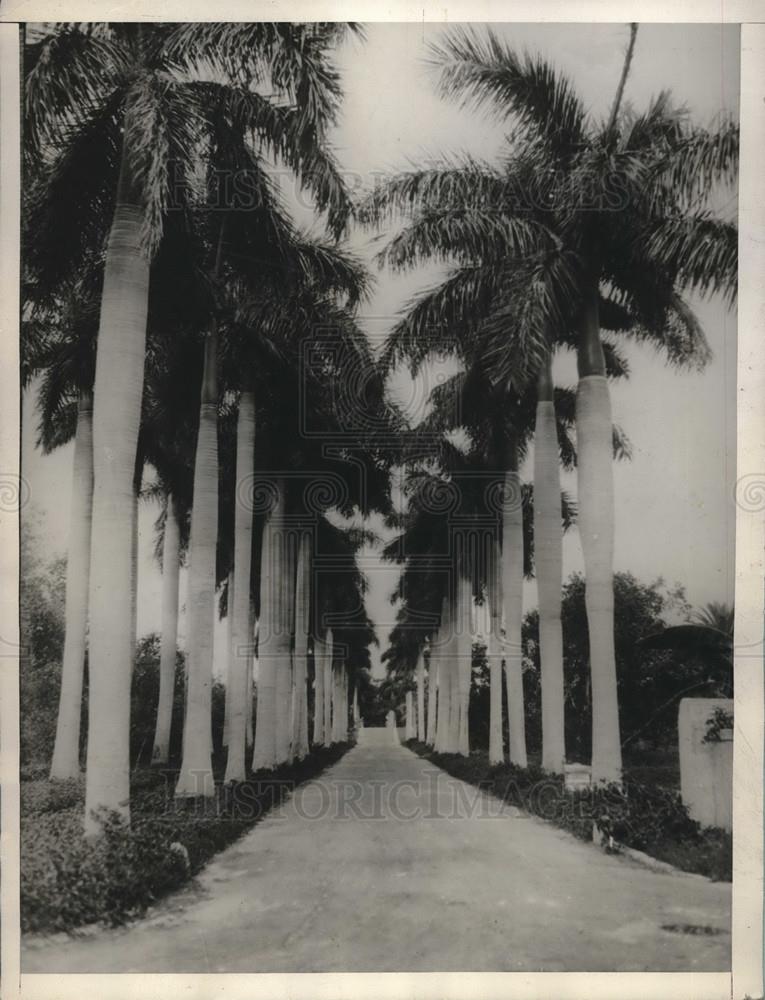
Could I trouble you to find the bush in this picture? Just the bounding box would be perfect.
[22,808,191,932]
[406,741,731,881]
[22,741,354,934]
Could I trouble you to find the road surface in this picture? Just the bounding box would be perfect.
[23,727,730,972]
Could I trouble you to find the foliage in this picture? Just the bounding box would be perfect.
[521,572,729,758]
[21,741,353,933]
[20,521,66,671]
[19,522,70,772]
[407,742,731,881]
[702,706,734,744]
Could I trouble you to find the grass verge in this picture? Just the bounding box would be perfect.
[22,740,353,934]
[405,740,731,882]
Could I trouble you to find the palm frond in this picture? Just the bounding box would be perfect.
[652,115,739,209]
[24,24,128,165]
[646,214,737,308]
[164,23,358,133]
[185,79,354,238]
[379,207,555,271]
[428,27,587,161]
[380,264,500,374]
[24,89,121,299]
[359,157,507,226]
[127,72,207,255]
[478,248,581,391]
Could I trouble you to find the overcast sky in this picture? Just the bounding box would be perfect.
[22,22,739,681]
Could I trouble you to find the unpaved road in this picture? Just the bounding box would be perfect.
[23,728,730,972]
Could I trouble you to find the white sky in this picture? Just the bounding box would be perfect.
[21,22,739,681]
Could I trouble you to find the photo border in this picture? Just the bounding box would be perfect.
[1,6,762,1000]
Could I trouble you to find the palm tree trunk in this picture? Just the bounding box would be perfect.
[51,390,94,780]
[246,608,255,747]
[486,534,504,765]
[334,667,344,743]
[501,441,528,767]
[457,573,472,756]
[535,359,566,773]
[292,529,311,760]
[175,331,218,798]
[416,653,425,741]
[129,455,142,660]
[426,651,437,746]
[577,278,622,784]
[433,643,444,751]
[313,633,325,746]
[323,627,334,745]
[434,595,450,752]
[252,484,284,771]
[224,391,255,783]
[342,670,349,741]
[404,690,413,740]
[447,654,460,753]
[352,684,359,727]
[151,492,180,765]
[85,125,150,835]
[223,569,235,748]
[275,525,296,765]
[444,590,460,754]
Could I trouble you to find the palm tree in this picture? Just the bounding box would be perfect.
[533,355,565,771]
[431,25,736,784]
[384,447,575,759]
[292,527,311,760]
[364,25,736,782]
[396,355,602,765]
[415,648,426,740]
[26,22,361,830]
[152,492,182,763]
[425,639,437,745]
[22,285,97,779]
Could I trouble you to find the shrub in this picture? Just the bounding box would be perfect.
[22,740,354,933]
[406,741,731,881]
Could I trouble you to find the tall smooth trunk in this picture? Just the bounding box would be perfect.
[442,593,460,753]
[151,493,180,764]
[85,122,150,835]
[341,671,349,741]
[313,634,326,746]
[246,610,255,747]
[501,452,528,767]
[275,525,296,765]
[323,628,333,745]
[416,654,425,741]
[405,690,414,741]
[129,484,138,658]
[223,569,235,748]
[176,332,218,798]
[332,667,344,743]
[252,486,284,771]
[291,530,310,760]
[486,535,504,765]
[426,653,437,746]
[225,392,255,782]
[534,361,566,773]
[456,574,472,756]
[434,596,449,752]
[577,282,622,784]
[50,391,93,779]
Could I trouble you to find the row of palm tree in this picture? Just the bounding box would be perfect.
[23,21,737,841]
[373,24,737,781]
[24,22,395,834]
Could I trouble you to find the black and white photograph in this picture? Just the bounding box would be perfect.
[3,9,763,993]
